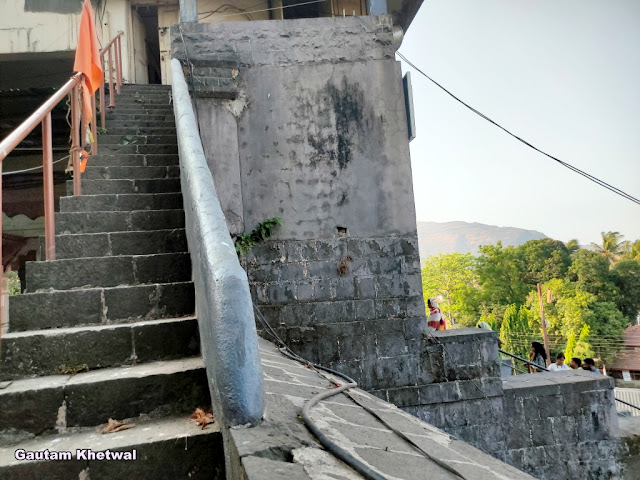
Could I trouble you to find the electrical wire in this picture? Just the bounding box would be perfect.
[2,155,70,175]
[395,51,640,206]
[253,305,469,480]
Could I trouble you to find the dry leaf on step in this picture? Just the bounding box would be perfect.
[190,408,215,430]
[101,418,136,434]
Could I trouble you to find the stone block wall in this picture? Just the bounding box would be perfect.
[245,236,424,389]
[501,372,625,479]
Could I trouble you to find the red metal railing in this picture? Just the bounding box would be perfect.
[0,31,124,268]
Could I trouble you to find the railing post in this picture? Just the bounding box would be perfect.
[108,47,115,108]
[0,161,3,280]
[42,113,56,260]
[91,93,98,155]
[70,86,82,196]
[99,54,106,128]
[116,35,123,91]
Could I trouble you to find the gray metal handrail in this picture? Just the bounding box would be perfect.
[170,58,265,427]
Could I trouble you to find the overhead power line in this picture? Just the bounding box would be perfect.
[395,51,640,206]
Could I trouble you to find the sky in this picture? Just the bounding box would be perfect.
[399,0,640,246]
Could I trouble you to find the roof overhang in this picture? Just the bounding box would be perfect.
[387,0,424,33]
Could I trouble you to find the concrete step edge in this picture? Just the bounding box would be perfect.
[3,315,197,339]
[0,415,219,468]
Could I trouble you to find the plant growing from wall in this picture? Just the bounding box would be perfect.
[233,217,282,257]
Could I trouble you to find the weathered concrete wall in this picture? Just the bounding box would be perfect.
[172,15,425,389]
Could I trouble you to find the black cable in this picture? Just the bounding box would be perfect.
[253,306,468,480]
[395,52,640,206]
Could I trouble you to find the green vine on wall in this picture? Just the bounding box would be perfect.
[233,217,282,257]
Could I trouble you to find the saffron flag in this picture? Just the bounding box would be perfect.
[73,0,102,124]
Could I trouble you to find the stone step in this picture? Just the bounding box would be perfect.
[93,144,178,155]
[0,358,208,438]
[88,154,179,167]
[0,416,222,479]
[8,281,194,331]
[106,113,175,123]
[60,193,183,212]
[25,252,191,292]
[100,126,176,136]
[55,209,184,234]
[60,192,183,212]
[48,229,187,259]
[82,166,180,180]
[107,102,174,110]
[120,84,172,91]
[107,96,173,105]
[97,134,177,145]
[106,107,174,115]
[103,120,176,130]
[1,317,199,381]
[67,178,181,195]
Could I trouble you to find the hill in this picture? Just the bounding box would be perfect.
[416,221,548,260]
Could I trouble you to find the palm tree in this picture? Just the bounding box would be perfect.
[565,239,580,255]
[591,231,630,265]
[627,240,640,262]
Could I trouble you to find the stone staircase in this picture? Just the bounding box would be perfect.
[0,85,224,479]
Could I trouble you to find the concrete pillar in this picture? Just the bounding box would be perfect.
[179,0,198,23]
[367,0,387,15]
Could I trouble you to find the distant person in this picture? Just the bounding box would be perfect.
[548,352,570,371]
[529,341,547,373]
[427,298,446,331]
[569,357,582,370]
[582,358,601,374]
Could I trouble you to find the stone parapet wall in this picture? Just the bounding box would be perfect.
[501,372,625,479]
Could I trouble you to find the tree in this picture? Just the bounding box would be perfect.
[475,243,528,311]
[591,231,630,265]
[612,259,640,322]
[517,239,571,285]
[625,240,640,262]
[567,249,618,302]
[573,324,595,359]
[565,239,580,255]
[421,253,477,327]
[564,330,577,360]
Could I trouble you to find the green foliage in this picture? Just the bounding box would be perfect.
[564,330,576,360]
[7,271,21,295]
[591,231,630,265]
[611,260,640,321]
[420,232,639,368]
[233,217,282,257]
[573,324,594,359]
[421,253,477,327]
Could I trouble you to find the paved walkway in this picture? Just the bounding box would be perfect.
[235,339,533,480]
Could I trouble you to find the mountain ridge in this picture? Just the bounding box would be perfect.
[416,220,548,260]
